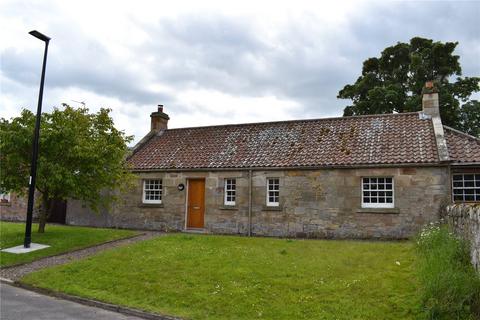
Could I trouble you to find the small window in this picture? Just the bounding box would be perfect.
[143,179,162,204]
[362,177,394,208]
[267,178,280,206]
[0,192,10,204]
[452,173,480,202]
[224,178,236,206]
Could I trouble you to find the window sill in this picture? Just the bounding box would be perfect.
[219,205,239,210]
[262,205,283,211]
[138,203,164,208]
[453,201,480,205]
[356,208,399,214]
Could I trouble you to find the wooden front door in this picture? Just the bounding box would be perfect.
[187,179,205,228]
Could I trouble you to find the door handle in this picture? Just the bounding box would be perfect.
[193,206,200,210]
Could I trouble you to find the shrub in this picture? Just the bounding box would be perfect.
[416,223,480,319]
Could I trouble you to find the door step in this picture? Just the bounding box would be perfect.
[183,228,208,234]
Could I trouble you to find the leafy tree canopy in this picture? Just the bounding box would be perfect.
[0,104,134,232]
[338,37,480,137]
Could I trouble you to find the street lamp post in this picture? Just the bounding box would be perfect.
[24,30,51,248]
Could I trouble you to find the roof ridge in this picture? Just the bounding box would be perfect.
[164,112,421,132]
[444,125,480,142]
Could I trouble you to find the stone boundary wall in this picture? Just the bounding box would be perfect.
[446,204,480,271]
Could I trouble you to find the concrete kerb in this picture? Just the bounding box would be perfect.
[0,280,182,320]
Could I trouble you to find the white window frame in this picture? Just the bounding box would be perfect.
[0,192,10,203]
[142,179,162,204]
[266,178,280,207]
[361,177,394,208]
[452,173,480,203]
[224,178,236,206]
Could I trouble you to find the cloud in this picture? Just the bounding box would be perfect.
[1,0,478,144]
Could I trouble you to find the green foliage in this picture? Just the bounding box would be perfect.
[0,105,134,231]
[457,100,480,137]
[415,223,480,319]
[338,37,480,136]
[0,221,137,267]
[22,235,420,319]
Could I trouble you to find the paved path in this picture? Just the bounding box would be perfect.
[0,231,162,281]
[0,283,145,320]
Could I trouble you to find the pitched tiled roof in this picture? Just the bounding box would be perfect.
[444,126,480,164]
[128,112,443,170]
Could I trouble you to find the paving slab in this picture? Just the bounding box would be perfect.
[1,243,50,254]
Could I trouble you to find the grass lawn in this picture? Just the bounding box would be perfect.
[22,234,420,319]
[0,221,138,267]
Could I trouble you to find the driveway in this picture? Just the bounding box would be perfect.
[0,283,144,320]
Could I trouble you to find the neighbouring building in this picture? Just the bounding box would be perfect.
[66,83,480,239]
[0,192,29,221]
[0,191,66,224]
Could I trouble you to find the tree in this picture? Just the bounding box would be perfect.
[338,37,480,136]
[0,105,134,232]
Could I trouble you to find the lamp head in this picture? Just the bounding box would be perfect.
[29,30,50,42]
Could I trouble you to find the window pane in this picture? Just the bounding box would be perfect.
[144,179,162,203]
[363,197,370,203]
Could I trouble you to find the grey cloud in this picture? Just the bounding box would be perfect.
[135,1,479,117]
[2,0,478,124]
[2,17,172,108]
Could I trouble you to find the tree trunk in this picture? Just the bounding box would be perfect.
[37,195,51,233]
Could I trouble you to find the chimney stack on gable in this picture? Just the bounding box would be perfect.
[422,81,440,117]
[150,104,169,132]
[421,81,449,162]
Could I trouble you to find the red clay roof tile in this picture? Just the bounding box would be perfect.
[127,112,446,170]
[444,127,480,164]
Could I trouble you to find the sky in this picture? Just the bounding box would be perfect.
[1,0,479,144]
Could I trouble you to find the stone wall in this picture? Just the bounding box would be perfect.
[0,192,28,221]
[67,166,450,239]
[446,204,480,271]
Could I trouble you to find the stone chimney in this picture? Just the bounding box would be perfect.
[422,81,440,117]
[150,105,169,132]
[421,81,449,162]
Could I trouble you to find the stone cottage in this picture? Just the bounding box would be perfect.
[66,84,480,238]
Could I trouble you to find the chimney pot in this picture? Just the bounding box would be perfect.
[158,104,163,113]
